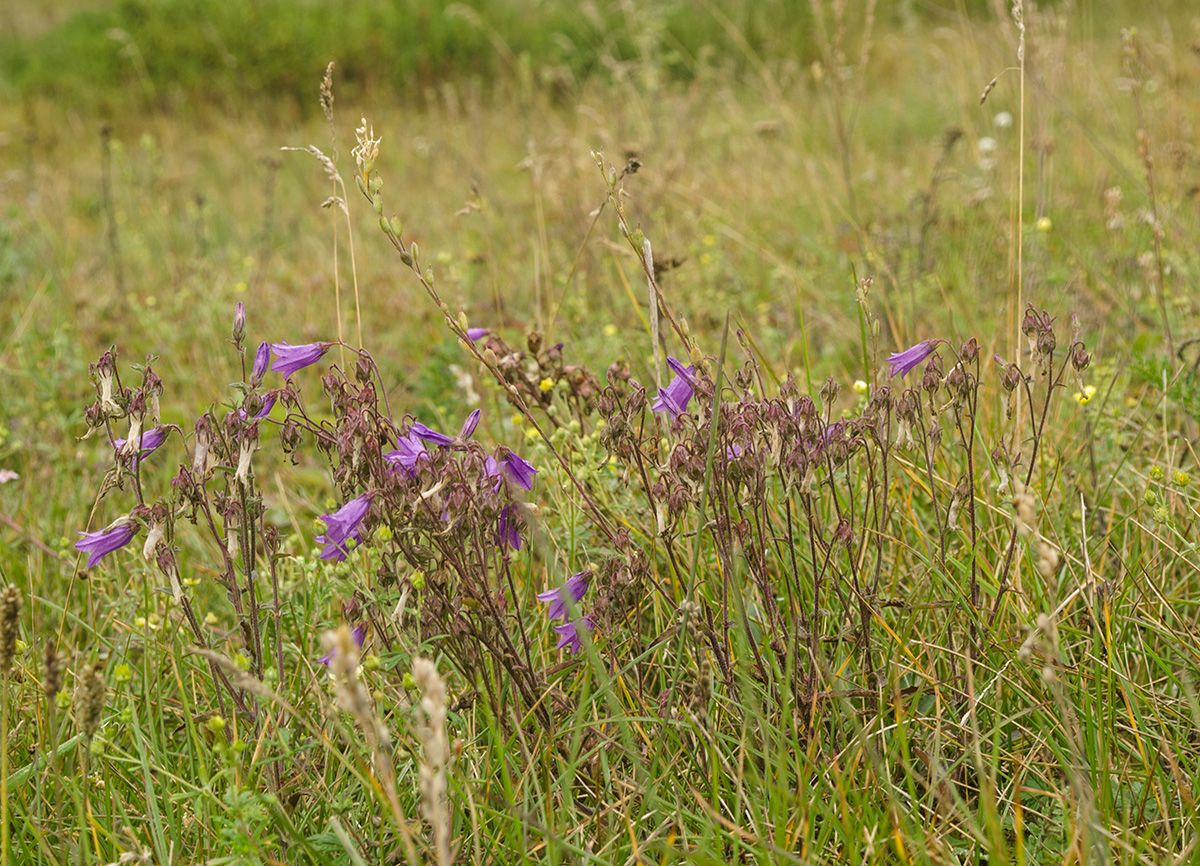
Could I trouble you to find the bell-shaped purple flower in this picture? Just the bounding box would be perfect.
[652,357,696,421]
[497,504,522,551]
[385,432,429,476]
[500,449,537,491]
[315,493,372,562]
[269,341,332,377]
[466,328,490,341]
[317,623,367,666]
[553,615,595,655]
[537,571,591,622]
[887,341,936,378]
[75,518,138,569]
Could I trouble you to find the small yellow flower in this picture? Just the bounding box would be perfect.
[1150,465,1165,482]
[113,663,132,684]
[703,234,716,247]
[603,324,618,337]
[539,378,554,392]
[1073,385,1097,404]
[852,379,868,395]
[204,612,218,626]
[511,413,523,426]
[1172,470,1190,487]
[1036,216,1052,232]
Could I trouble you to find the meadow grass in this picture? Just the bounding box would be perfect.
[2,2,1200,864]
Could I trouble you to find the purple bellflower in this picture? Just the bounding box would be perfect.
[652,357,697,421]
[554,615,596,655]
[500,449,537,491]
[75,518,138,569]
[537,571,591,621]
[318,623,367,666]
[497,504,522,550]
[466,328,490,341]
[385,431,429,475]
[269,341,332,377]
[315,493,372,562]
[887,341,936,378]
[410,409,481,448]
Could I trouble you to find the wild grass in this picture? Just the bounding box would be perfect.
[1,2,1200,864]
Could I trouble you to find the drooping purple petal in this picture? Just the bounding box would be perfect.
[497,504,522,550]
[385,432,429,475]
[316,530,362,562]
[536,571,591,622]
[75,519,138,570]
[317,494,372,553]
[269,341,331,377]
[500,449,537,491]
[652,358,696,421]
[458,409,481,440]
[665,356,697,387]
[553,615,595,655]
[410,421,455,448]
[318,623,367,666]
[887,341,936,378]
[466,328,490,341]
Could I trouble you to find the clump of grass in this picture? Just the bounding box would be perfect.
[3,5,1200,863]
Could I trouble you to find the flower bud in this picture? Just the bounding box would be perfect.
[251,342,270,388]
[232,302,246,345]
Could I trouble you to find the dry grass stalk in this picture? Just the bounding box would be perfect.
[412,657,450,866]
[73,660,106,742]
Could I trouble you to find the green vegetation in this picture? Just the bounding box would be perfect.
[2,1,1200,863]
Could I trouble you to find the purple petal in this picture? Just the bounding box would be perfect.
[466,328,490,341]
[553,615,595,655]
[251,341,270,386]
[269,342,331,377]
[497,504,522,551]
[887,341,936,378]
[651,375,694,420]
[386,432,429,475]
[316,530,362,562]
[536,571,591,621]
[410,421,454,448]
[318,494,372,548]
[500,450,537,491]
[665,356,697,386]
[75,521,138,570]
